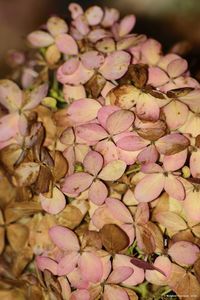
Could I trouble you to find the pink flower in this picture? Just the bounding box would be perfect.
[62,151,126,205]
[0,80,48,148]
[134,154,188,202]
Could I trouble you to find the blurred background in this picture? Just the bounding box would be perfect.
[0,0,200,78]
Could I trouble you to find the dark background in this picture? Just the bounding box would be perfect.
[0,0,200,77]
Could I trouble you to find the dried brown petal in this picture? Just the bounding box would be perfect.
[167,87,194,98]
[136,120,167,141]
[12,246,33,277]
[0,144,23,173]
[195,135,200,148]
[107,84,136,109]
[5,202,42,224]
[57,204,83,229]
[81,230,102,250]
[34,165,52,194]
[136,225,156,254]
[100,224,129,253]
[7,224,29,252]
[0,227,5,254]
[0,171,16,208]
[128,64,148,89]
[170,272,200,300]
[13,162,40,187]
[194,257,200,283]
[53,151,68,182]
[85,73,106,98]
[0,289,26,300]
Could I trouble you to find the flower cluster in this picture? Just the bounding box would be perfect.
[0,2,200,300]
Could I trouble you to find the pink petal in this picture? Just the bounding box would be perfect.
[36,256,57,275]
[73,15,90,36]
[67,98,101,124]
[167,58,188,78]
[74,144,90,163]
[117,135,149,151]
[141,163,163,174]
[60,127,75,146]
[57,252,79,276]
[55,33,78,55]
[164,175,185,201]
[117,148,139,165]
[134,173,165,202]
[0,79,22,111]
[68,3,83,19]
[184,190,200,222]
[62,172,93,195]
[107,266,133,284]
[101,7,120,28]
[105,198,133,223]
[136,93,160,121]
[163,150,187,172]
[137,144,159,164]
[158,53,180,70]
[49,225,80,251]
[98,160,126,181]
[18,114,28,136]
[68,268,89,289]
[85,6,104,26]
[63,146,75,175]
[179,89,200,113]
[117,34,146,51]
[92,206,116,230]
[148,67,169,87]
[104,285,129,300]
[70,289,90,300]
[78,252,103,283]
[89,180,108,206]
[0,113,19,142]
[155,133,190,155]
[162,100,189,130]
[63,84,86,102]
[57,61,94,85]
[101,81,116,98]
[40,187,66,215]
[27,30,54,47]
[106,109,134,134]
[135,203,149,225]
[46,16,68,37]
[76,124,108,142]
[190,150,200,178]
[99,51,131,80]
[23,83,48,110]
[113,254,145,286]
[83,151,103,175]
[98,105,120,128]
[145,256,172,285]
[168,241,199,265]
[120,224,135,245]
[81,51,104,69]
[119,15,136,37]
[61,57,79,75]
[95,140,119,164]
[95,37,116,53]
[141,39,161,65]
[88,29,112,44]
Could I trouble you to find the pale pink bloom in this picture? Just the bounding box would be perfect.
[62,151,126,205]
[134,153,188,202]
[0,80,48,148]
